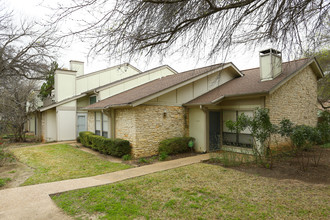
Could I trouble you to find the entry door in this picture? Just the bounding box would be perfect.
[77,113,87,137]
[209,111,221,151]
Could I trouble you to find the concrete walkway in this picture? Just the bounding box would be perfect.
[0,154,210,220]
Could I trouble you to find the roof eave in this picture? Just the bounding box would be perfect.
[39,93,87,112]
[184,92,268,106]
[131,63,241,107]
[83,103,132,110]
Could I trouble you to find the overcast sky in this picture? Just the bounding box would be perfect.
[8,0,280,74]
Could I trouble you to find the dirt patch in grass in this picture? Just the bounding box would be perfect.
[52,163,330,220]
[0,162,33,189]
[206,146,330,185]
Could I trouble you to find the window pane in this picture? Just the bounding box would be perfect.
[95,130,101,136]
[223,111,236,133]
[102,131,108,138]
[238,111,253,134]
[238,133,253,148]
[102,115,109,132]
[90,96,96,104]
[95,112,101,131]
[223,132,237,146]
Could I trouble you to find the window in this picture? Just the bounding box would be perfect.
[222,110,253,148]
[95,112,110,138]
[102,114,109,138]
[90,96,97,105]
[95,112,101,136]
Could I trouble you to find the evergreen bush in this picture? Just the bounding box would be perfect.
[158,137,195,155]
[79,132,131,157]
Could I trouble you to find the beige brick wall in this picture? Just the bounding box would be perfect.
[265,66,318,145]
[115,105,188,158]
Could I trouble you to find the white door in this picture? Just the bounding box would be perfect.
[77,113,87,137]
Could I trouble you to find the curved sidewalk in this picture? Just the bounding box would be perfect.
[0,154,210,220]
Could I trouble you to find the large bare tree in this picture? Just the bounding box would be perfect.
[53,0,329,60]
[0,2,61,141]
[0,77,38,141]
[0,3,61,80]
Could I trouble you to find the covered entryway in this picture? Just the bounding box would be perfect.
[209,111,221,151]
[77,113,87,136]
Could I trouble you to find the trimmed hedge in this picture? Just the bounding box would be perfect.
[79,131,131,157]
[158,137,195,155]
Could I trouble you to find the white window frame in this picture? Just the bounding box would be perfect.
[95,112,110,138]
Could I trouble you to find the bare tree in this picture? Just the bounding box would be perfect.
[53,0,330,60]
[0,77,38,141]
[0,3,61,80]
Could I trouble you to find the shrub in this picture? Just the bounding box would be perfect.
[111,139,131,157]
[0,178,11,187]
[79,132,131,157]
[158,137,195,155]
[317,111,330,144]
[122,154,132,161]
[159,151,168,161]
[0,146,15,167]
[290,125,320,150]
[278,119,294,137]
[138,158,149,163]
[79,131,94,148]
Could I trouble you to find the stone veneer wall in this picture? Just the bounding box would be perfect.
[115,105,188,158]
[115,108,137,148]
[265,65,318,145]
[87,112,95,132]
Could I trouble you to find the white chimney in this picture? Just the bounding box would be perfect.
[70,60,84,77]
[259,49,282,81]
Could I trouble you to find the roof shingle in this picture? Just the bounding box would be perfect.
[85,63,228,109]
[185,58,311,105]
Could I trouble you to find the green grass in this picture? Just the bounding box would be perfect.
[0,177,11,187]
[209,152,254,167]
[321,143,330,148]
[52,163,330,220]
[11,144,131,186]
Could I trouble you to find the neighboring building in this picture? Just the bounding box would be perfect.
[30,49,324,157]
[35,61,177,142]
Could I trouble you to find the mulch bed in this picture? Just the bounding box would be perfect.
[205,146,330,185]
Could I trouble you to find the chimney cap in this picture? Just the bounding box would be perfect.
[69,60,84,63]
[259,48,281,55]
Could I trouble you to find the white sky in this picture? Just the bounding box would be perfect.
[8,0,280,74]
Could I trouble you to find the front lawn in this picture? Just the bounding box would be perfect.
[11,144,131,186]
[52,163,330,219]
